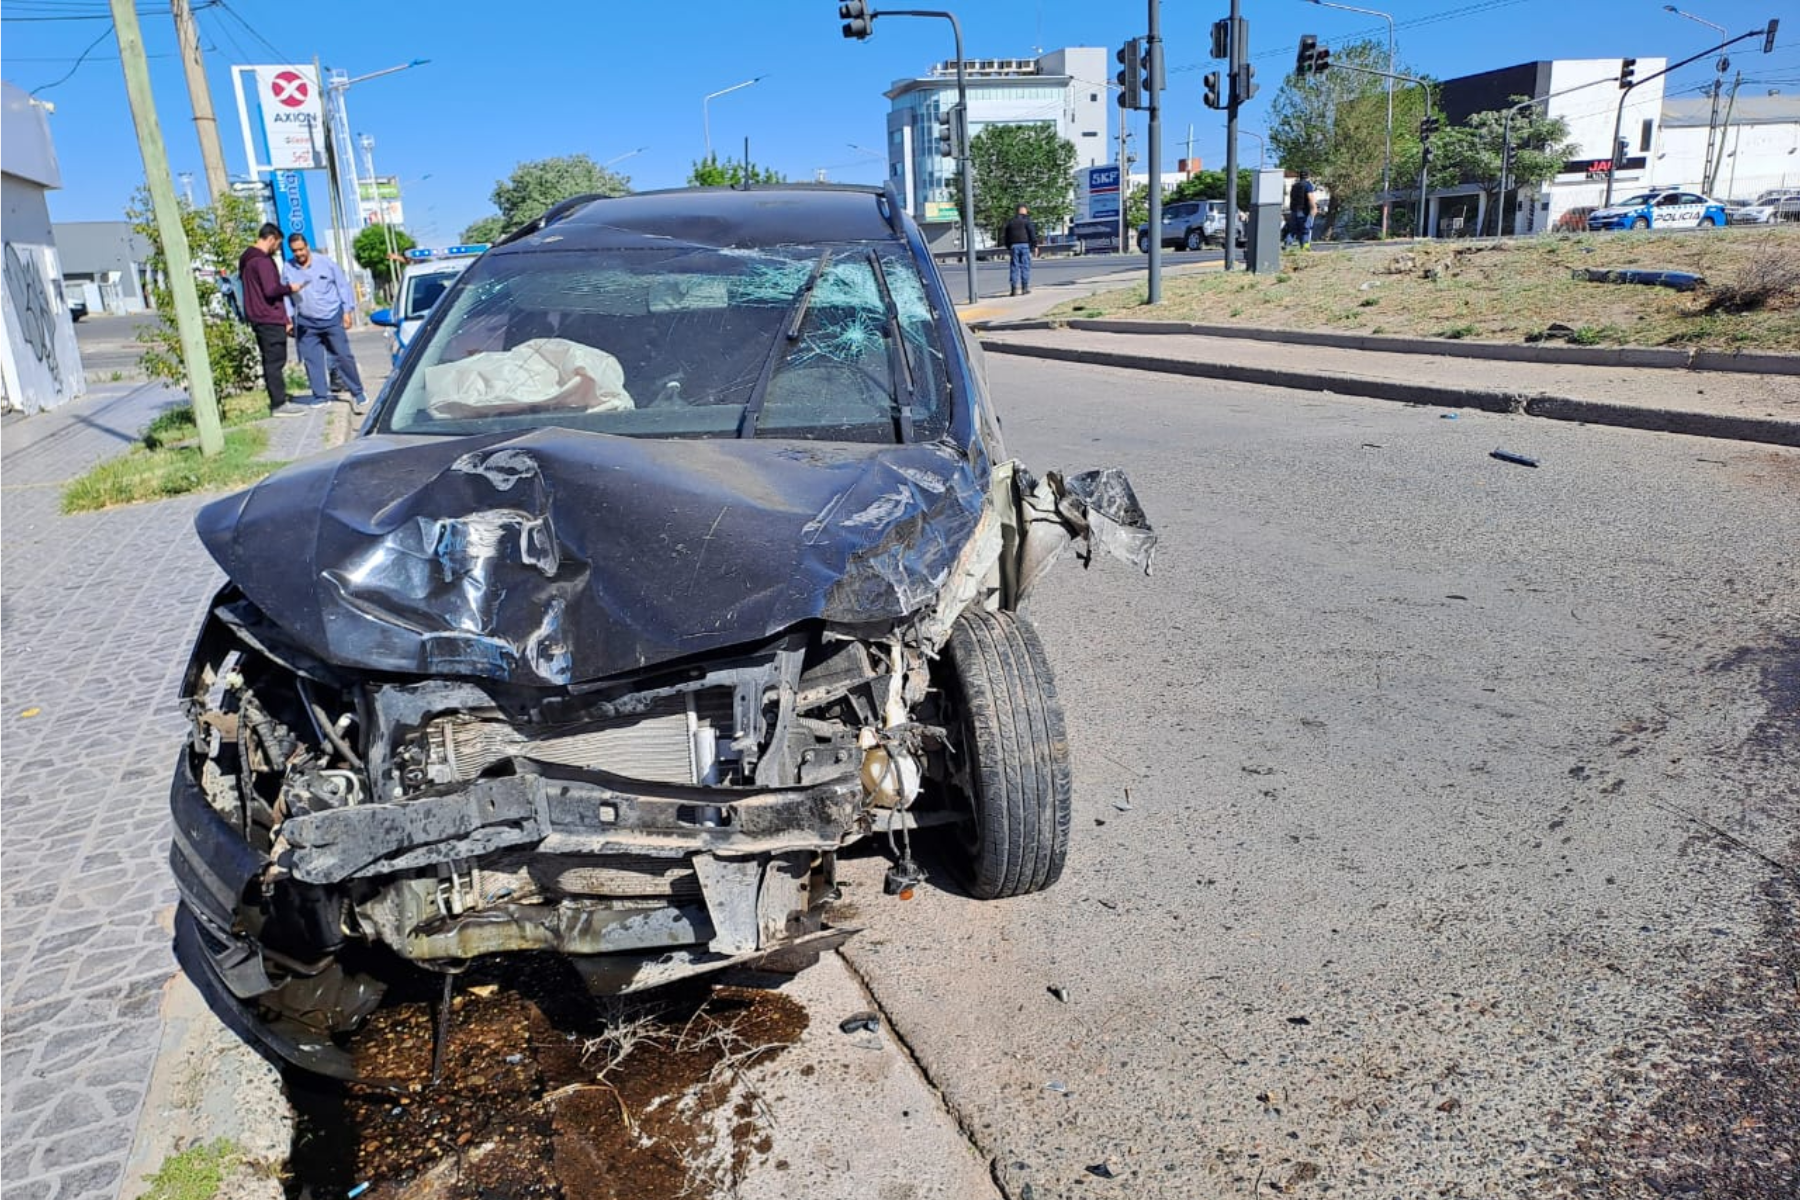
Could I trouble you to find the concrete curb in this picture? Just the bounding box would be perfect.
[978,317,1800,377]
[978,337,1800,449]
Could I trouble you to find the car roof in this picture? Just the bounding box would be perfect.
[489,185,904,255]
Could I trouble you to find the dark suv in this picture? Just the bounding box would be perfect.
[170,185,1155,1075]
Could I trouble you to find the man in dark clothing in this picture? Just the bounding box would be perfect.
[1288,171,1318,249]
[237,223,307,414]
[1002,204,1038,296]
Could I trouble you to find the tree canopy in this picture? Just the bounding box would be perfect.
[1431,103,1576,234]
[1268,39,1433,233]
[459,154,632,242]
[960,123,1077,239]
[352,224,417,294]
[1167,168,1253,211]
[687,154,786,187]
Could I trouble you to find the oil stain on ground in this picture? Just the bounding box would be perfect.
[286,956,807,1199]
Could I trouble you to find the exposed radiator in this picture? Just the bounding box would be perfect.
[427,694,702,784]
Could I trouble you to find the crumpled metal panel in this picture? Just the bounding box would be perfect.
[194,429,988,685]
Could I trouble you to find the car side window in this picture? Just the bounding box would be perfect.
[1655,194,1681,207]
[1677,193,1705,206]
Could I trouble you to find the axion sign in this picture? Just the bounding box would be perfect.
[233,64,326,172]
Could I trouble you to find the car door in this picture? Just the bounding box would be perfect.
[1654,191,1700,229]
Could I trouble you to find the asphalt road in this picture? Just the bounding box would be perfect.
[835,355,1799,1199]
[965,249,1224,298]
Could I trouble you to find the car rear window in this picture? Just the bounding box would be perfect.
[377,242,952,444]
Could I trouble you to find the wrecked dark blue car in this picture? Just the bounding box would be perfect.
[170,185,1154,1075]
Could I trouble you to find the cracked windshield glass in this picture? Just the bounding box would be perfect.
[381,243,950,442]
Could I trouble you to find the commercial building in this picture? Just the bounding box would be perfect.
[1656,94,1800,203]
[53,221,154,315]
[2,80,84,414]
[885,48,1108,225]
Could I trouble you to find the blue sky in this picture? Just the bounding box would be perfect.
[7,0,1795,243]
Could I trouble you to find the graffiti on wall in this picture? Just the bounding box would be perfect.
[5,240,63,389]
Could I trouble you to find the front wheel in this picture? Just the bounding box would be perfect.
[1137,234,1150,253]
[1630,216,1650,230]
[938,609,1072,899]
[1185,229,1205,251]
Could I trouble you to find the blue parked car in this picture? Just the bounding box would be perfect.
[1587,188,1728,232]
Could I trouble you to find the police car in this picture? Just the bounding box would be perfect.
[1586,188,1728,232]
[369,244,487,365]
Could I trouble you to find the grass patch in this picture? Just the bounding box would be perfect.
[1046,225,1800,352]
[62,425,282,513]
[137,1139,242,1200]
[142,390,271,450]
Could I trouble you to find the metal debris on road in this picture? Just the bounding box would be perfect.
[1087,1155,1125,1180]
[1113,788,1133,812]
[1440,413,1459,420]
[1048,985,1070,1003]
[839,1012,881,1035]
[1490,449,1540,468]
[1043,1080,1071,1095]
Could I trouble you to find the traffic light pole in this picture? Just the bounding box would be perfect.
[869,9,977,305]
[1146,0,1163,302]
[1601,23,1775,207]
[1222,0,1240,273]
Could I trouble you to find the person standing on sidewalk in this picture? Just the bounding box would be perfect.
[237,224,307,415]
[1288,171,1318,250]
[281,232,369,414]
[1002,204,1038,296]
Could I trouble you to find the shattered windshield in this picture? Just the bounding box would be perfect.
[378,243,952,443]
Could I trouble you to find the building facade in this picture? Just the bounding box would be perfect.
[53,221,154,315]
[1655,94,1800,204]
[885,47,1108,225]
[2,80,84,414]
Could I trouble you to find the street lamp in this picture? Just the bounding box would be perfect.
[703,77,765,158]
[358,132,401,299]
[1663,6,1731,191]
[1239,129,1268,168]
[1305,0,1395,235]
[605,146,648,168]
[323,59,429,310]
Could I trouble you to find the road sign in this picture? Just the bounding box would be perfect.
[1082,165,1121,221]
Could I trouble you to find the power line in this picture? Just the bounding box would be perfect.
[213,0,287,61]
[29,21,114,93]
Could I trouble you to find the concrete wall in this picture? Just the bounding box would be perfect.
[2,81,83,414]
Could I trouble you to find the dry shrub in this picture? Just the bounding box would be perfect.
[1701,243,1800,313]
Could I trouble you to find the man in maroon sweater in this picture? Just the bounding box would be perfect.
[237,223,307,414]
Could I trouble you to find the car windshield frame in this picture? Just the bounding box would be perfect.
[370,238,957,447]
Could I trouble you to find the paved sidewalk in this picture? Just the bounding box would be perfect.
[1,363,372,1197]
[977,325,1800,447]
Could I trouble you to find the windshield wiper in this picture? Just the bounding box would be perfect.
[739,249,832,438]
[866,249,915,443]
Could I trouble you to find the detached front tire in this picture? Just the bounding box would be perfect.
[940,609,1072,899]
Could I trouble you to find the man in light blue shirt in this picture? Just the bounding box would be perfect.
[281,232,369,412]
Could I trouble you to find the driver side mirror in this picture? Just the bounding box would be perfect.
[370,307,398,328]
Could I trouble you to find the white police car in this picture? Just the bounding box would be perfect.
[369,244,487,365]
[1586,188,1728,232]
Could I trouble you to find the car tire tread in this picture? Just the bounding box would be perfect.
[944,608,1071,899]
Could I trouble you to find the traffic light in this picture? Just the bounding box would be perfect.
[839,1,871,40]
[1763,18,1779,53]
[1211,18,1230,60]
[1116,37,1143,110]
[1419,114,1440,139]
[1233,61,1257,104]
[935,104,964,158]
[1618,57,1636,89]
[1203,71,1223,110]
[1295,34,1317,78]
[1614,136,1628,168]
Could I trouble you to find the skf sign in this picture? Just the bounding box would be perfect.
[252,65,326,170]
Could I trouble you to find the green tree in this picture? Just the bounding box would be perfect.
[126,189,261,394]
[460,214,506,245]
[1268,39,1433,235]
[460,154,633,242]
[1431,104,1576,235]
[353,224,418,298]
[959,123,1078,240]
[1167,168,1253,211]
[687,154,786,186]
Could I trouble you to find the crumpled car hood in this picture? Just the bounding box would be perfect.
[195,429,987,685]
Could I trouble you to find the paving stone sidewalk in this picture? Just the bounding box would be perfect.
[1,353,376,1199]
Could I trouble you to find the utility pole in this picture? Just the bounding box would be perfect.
[1117,111,1129,252]
[1146,0,1163,302]
[111,0,222,456]
[170,0,230,205]
[1707,71,1742,193]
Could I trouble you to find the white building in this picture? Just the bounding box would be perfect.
[885,48,1109,224]
[2,80,84,414]
[1654,94,1800,203]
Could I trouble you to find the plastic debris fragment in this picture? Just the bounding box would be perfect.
[1490,449,1539,468]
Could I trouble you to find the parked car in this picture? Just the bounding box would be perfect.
[1730,188,1800,225]
[1137,199,1230,251]
[170,184,1156,1076]
[60,280,87,322]
[370,245,487,366]
[1586,188,1729,231]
